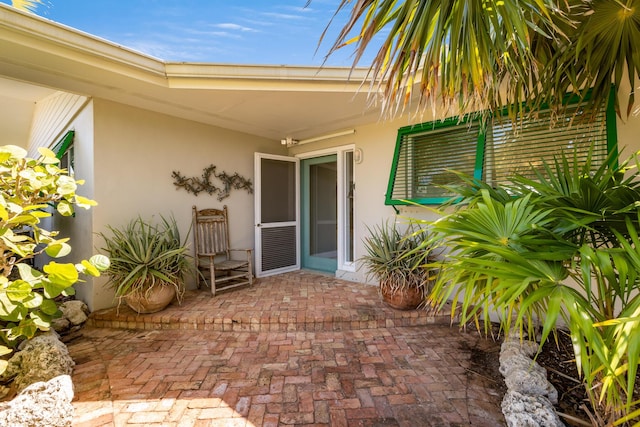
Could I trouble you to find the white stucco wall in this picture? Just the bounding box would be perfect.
[89,98,285,310]
[1,95,35,148]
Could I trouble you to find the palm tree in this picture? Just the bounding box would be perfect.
[10,0,43,13]
[320,0,640,121]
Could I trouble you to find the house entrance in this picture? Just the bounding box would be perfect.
[254,147,354,278]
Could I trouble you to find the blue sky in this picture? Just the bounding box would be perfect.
[3,0,379,66]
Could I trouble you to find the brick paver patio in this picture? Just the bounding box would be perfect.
[68,271,505,426]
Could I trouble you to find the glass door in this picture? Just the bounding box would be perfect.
[301,155,338,272]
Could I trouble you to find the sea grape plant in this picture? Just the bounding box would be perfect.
[0,145,108,373]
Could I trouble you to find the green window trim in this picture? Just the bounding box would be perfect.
[52,130,74,159]
[386,90,618,206]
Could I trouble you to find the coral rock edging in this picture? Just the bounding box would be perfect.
[499,334,565,426]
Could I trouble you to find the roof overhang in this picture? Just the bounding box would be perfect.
[0,4,383,141]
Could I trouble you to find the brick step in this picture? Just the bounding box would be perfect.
[87,271,455,332]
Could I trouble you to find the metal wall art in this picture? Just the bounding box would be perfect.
[172,165,253,201]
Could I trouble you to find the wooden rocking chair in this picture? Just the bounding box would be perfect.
[192,205,253,296]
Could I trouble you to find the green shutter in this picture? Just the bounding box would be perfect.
[52,130,75,159]
[485,105,608,186]
[386,120,481,205]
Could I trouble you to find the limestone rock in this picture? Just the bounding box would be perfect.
[59,300,89,326]
[499,335,564,426]
[501,390,564,427]
[4,332,74,393]
[501,338,539,358]
[499,352,546,377]
[50,317,71,333]
[0,375,74,427]
[504,366,558,404]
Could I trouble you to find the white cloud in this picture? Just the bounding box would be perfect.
[214,23,258,32]
[262,12,307,21]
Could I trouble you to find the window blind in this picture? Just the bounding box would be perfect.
[486,106,608,186]
[389,124,481,203]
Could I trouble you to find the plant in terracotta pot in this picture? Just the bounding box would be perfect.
[361,220,434,310]
[100,215,192,314]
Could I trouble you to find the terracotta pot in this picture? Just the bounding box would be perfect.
[380,284,424,310]
[124,284,176,314]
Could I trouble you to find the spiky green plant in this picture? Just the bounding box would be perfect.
[361,220,433,297]
[100,215,192,303]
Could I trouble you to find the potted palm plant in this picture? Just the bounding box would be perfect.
[100,215,192,314]
[360,220,433,310]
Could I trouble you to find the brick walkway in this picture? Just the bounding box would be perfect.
[68,271,506,426]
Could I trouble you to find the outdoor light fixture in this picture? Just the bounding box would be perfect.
[281,129,356,148]
[280,137,299,146]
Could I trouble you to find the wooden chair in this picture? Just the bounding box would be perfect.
[192,205,253,296]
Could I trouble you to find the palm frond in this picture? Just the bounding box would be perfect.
[11,0,44,13]
[321,0,562,120]
[322,0,639,121]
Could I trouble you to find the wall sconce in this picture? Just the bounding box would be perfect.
[354,148,363,164]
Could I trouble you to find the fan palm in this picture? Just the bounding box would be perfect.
[427,149,640,424]
[320,0,640,121]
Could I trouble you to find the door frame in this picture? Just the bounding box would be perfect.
[254,153,300,278]
[301,154,338,273]
[296,145,356,274]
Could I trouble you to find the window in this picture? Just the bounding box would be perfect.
[386,98,617,205]
[52,131,75,175]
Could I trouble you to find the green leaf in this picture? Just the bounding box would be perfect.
[40,299,58,316]
[56,201,73,217]
[89,254,110,272]
[37,147,59,164]
[77,260,99,277]
[0,292,18,318]
[0,293,26,322]
[61,287,75,297]
[56,175,77,196]
[45,242,72,258]
[5,280,33,302]
[20,292,43,309]
[0,345,13,357]
[17,263,43,284]
[75,196,97,209]
[7,214,39,226]
[29,310,51,329]
[42,262,78,297]
[9,320,38,340]
[0,145,27,160]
